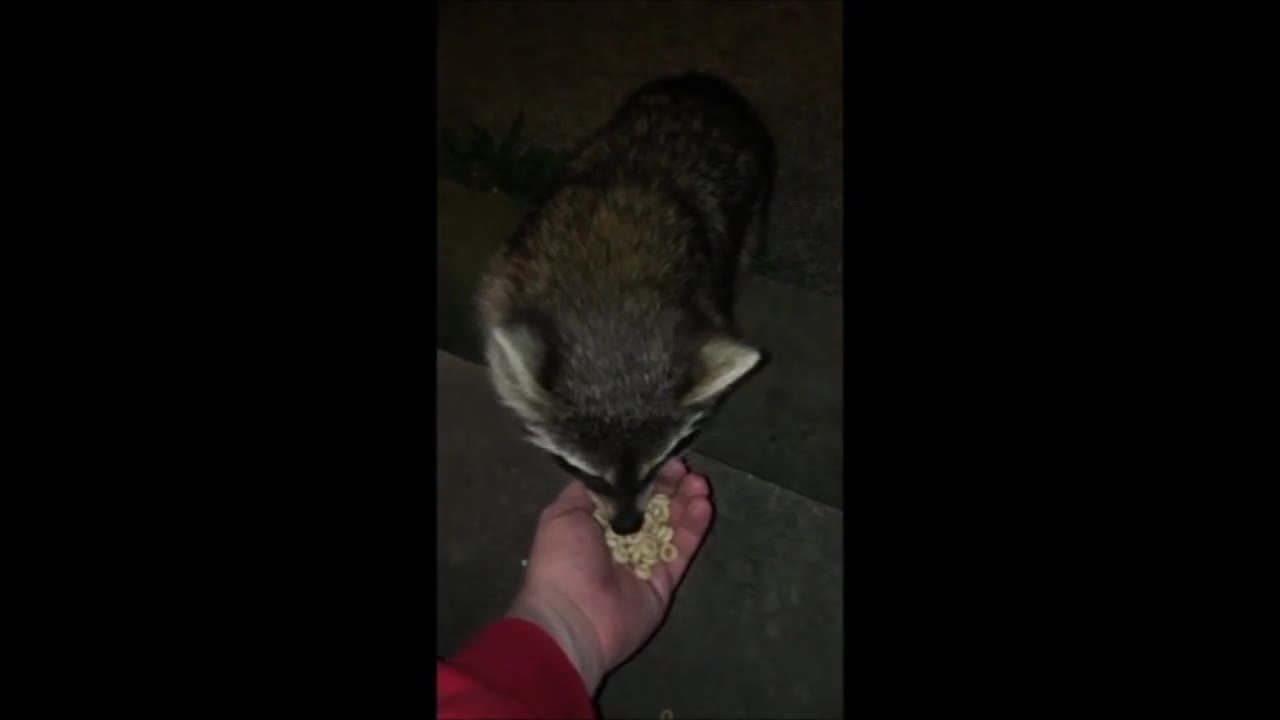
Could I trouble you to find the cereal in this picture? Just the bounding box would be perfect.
[594,491,679,580]
[638,538,658,561]
[659,542,678,562]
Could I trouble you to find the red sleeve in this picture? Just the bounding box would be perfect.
[437,618,597,720]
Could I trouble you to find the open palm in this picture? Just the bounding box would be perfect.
[520,457,715,672]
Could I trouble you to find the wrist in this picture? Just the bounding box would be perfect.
[506,585,606,695]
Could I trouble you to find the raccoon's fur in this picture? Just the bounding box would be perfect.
[477,72,774,535]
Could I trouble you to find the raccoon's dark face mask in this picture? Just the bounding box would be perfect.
[485,321,761,534]
[538,414,705,535]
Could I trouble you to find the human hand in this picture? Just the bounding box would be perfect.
[506,457,714,694]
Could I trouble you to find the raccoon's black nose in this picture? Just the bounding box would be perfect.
[609,510,644,536]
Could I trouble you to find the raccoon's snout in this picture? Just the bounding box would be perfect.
[609,507,645,536]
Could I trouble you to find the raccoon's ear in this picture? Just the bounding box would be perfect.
[680,336,762,407]
[486,323,552,422]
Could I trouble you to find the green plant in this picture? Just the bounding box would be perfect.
[439,111,568,200]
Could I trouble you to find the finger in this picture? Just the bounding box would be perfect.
[659,456,687,481]
[676,470,710,500]
[542,479,597,520]
[651,495,714,596]
[650,457,687,496]
[665,470,711,530]
[556,477,595,506]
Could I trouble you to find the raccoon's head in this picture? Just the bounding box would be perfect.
[485,315,760,535]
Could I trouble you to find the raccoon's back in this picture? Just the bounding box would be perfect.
[563,72,773,221]
[485,73,774,323]
[478,179,720,337]
[476,186,709,419]
[477,73,766,377]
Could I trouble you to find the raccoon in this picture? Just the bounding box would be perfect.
[477,72,774,535]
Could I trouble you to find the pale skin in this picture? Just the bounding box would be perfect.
[505,457,715,695]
